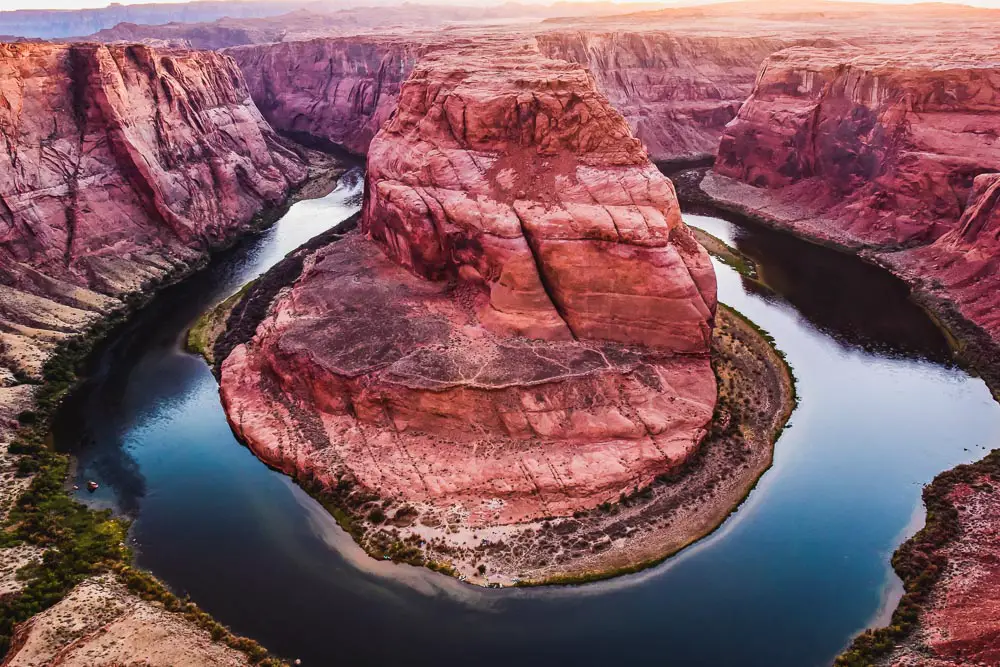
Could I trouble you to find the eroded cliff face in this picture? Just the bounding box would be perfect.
[535,31,790,163]
[229,31,787,163]
[712,46,1000,248]
[0,42,307,383]
[704,44,1000,387]
[890,172,1000,343]
[219,43,717,563]
[227,37,423,156]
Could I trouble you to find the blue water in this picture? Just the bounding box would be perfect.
[55,177,1000,667]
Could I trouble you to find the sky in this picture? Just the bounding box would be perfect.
[2,0,1000,11]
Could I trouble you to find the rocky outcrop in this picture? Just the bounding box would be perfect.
[2,574,255,666]
[229,31,788,163]
[704,45,1000,388]
[887,172,1000,349]
[713,46,1000,249]
[228,37,423,155]
[362,42,716,349]
[0,42,307,381]
[535,31,790,163]
[219,43,717,567]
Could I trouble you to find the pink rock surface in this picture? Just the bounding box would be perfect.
[227,37,423,155]
[220,42,717,526]
[715,46,1000,249]
[229,31,789,163]
[222,235,716,525]
[891,172,1000,341]
[535,31,790,162]
[363,42,716,351]
[708,45,1000,380]
[0,42,306,377]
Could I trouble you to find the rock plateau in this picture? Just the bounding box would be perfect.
[711,45,1000,249]
[219,41,719,571]
[0,42,307,387]
[229,31,791,163]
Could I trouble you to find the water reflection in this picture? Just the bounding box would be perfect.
[685,210,955,363]
[56,169,365,516]
[50,174,1000,667]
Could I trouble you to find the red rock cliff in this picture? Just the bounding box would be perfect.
[704,44,1000,387]
[535,31,789,163]
[219,42,717,534]
[891,172,1000,343]
[0,42,307,381]
[227,37,423,155]
[712,46,1000,248]
[229,31,786,163]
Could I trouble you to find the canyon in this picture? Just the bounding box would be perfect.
[0,41,307,395]
[215,39,791,584]
[703,44,1000,388]
[700,43,1000,667]
[0,40,315,665]
[1,1,1000,665]
[226,32,796,162]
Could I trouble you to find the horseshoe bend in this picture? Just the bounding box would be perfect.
[215,42,792,583]
[3,2,1000,666]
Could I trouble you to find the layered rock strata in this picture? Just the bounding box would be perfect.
[534,32,790,163]
[227,37,424,156]
[888,173,1000,349]
[703,44,1000,386]
[706,46,1000,660]
[711,46,1000,249]
[219,43,718,576]
[230,31,789,163]
[0,42,307,385]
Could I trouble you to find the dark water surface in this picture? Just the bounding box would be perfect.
[55,172,1000,667]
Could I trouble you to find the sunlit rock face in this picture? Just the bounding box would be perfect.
[228,31,787,164]
[0,42,306,379]
[713,45,1000,249]
[220,41,718,527]
[534,31,790,163]
[227,37,423,156]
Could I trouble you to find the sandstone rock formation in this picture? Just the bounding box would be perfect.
[535,32,789,163]
[0,42,307,382]
[705,45,1000,392]
[219,43,716,543]
[228,37,423,155]
[712,45,1000,249]
[888,172,1000,348]
[230,31,789,164]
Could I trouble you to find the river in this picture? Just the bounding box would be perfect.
[54,168,1000,667]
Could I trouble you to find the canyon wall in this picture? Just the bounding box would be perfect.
[892,172,1000,343]
[712,46,1000,248]
[230,31,785,163]
[0,42,307,385]
[534,31,790,163]
[705,44,1000,367]
[227,37,424,156]
[219,42,716,546]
